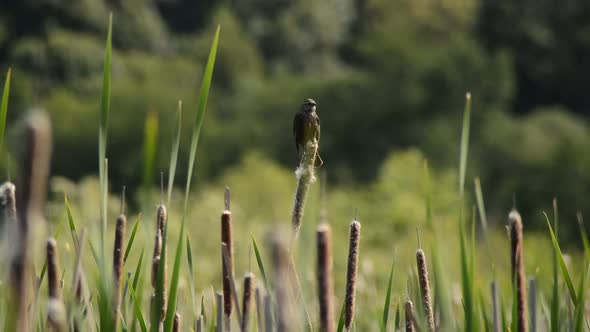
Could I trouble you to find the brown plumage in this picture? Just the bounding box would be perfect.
[293,98,320,157]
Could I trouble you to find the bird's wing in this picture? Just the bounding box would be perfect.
[293,112,304,153]
[315,115,320,143]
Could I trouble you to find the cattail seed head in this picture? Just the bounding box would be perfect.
[46,238,60,299]
[405,299,415,332]
[172,312,181,332]
[344,220,361,330]
[47,298,67,332]
[152,228,162,289]
[0,182,16,223]
[291,140,319,239]
[241,272,254,332]
[416,248,434,331]
[113,213,127,327]
[317,224,335,332]
[157,204,167,236]
[509,209,527,332]
[221,208,233,318]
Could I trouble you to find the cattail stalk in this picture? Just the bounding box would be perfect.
[151,203,168,324]
[271,233,291,332]
[47,238,60,299]
[221,187,234,329]
[317,224,335,332]
[10,111,52,332]
[491,281,499,332]
[344,220,361,331]
[405,299,416,332]
[509,209,527,332]
[255,288,263,331]
[241,272,254,332]
[173,312,181,332]
[291,139,318,239]
[216,292,223,332]
[196,315,204,332]
[416,248,435,331]
[113,212,127,330]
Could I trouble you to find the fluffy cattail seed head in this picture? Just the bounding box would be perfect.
[46,238,60,299]
[509,209,527,332]
[344,220,361,330]
[405,299,415,332]
[416,248,434,331]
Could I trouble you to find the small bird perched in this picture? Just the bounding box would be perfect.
[293,98,321,163]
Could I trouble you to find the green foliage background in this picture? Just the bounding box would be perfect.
[1,0,590,240]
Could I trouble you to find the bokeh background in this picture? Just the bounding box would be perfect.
[1,1,589,245]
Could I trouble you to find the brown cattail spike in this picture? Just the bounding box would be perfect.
[344,220,361,331]
[271,233,291,332]
[241,272,254,332]
[153,203,168,321]
[173,312,181,332]
[416,248,435,331]
[405,299,415,332]
[47,238,60,299]
[113,212,127,329]
[509,209,527,332]
[317,224,335,332]
[221,192,234,320]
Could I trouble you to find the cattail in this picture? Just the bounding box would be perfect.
[11,110,52,332]
[317,224,335,332]
[152,203,168,322]
[509,209,527,332]
[47,298,67,332]
[344,219,361,331]
[271,232,291,332]
[152,228,162,288]
[241,272,254,332]
[0,181,16,223]
[291,139,319,239]
[112,211,127,329]
[416,248,434,331]
[216,292,223,332]
[173,312,181,332]
[46,238,60,299]
[405,299,416,332]
[221,187,234,322]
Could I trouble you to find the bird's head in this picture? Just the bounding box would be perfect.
[302,98,317,113]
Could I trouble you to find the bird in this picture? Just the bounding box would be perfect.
[293,98,322,165]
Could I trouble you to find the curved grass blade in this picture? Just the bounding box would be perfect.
[381,261,394,332]
[458,92,472,197]
[187,235,198,316]
[183,25,220,213]
[251,236,270,292]
[544,212,577,304]
[163,220,185,332]
[337,303,345,332]
[124,214,143,264]
[65,193,79,250]
[573,262,589,332]
[0,68,11,149]
[167,102,182,204]
[551,200,560,332]
[130,285,148,332]
[576,213,590,260]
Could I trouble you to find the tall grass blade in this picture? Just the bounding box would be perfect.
[163,220,185,332]
[124,214,143,264]
[130,285,148,332]
[183,25,220,213]
[167,102,182,204]
[0,68,11,149]
[142,112,159,197]
[187,235,198,316]
[550,200,559,332]
[65,193,79,250]
[458,92,472,197]
[576,212,590,260]
[459,217,475,331]
[543,212,577,304]
[573,263,589,332]
[252,236,270,292]
[381,262,394,332]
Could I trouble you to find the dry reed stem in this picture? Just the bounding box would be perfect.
[173,312,181,332]
[291,139,318,239]
[113,213,127,330]
[416,248,435,331]
[216,292,223,332]
[46,238,60,299]
[241,272,254,332]
[221,207,234,320]
[509,209,527,332]
[11,111,52,332]
[271,232,291,332]
[405,299,416,332]
[317,224,335,332]
[344,220,361,330]
[255,287,263,331]
[196,315,204,332]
